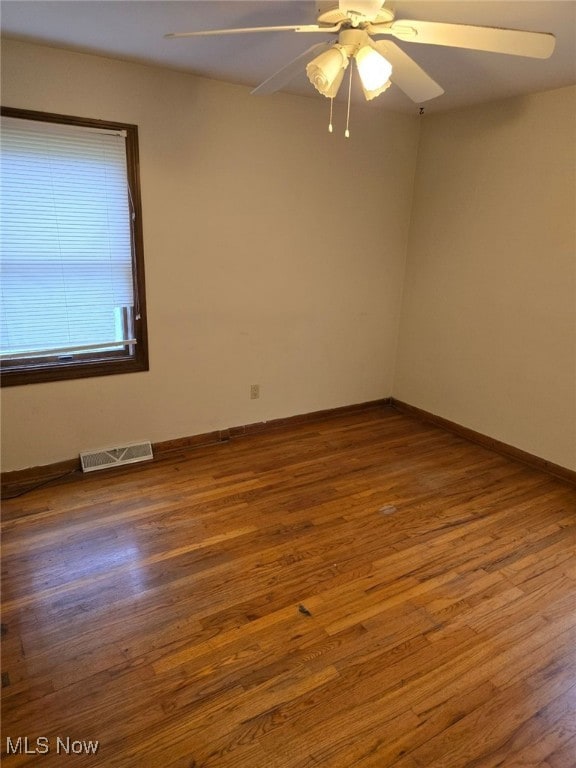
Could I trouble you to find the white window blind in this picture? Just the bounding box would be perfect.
[0,116,136,361]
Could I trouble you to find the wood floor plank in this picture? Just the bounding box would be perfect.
[349,681,499,768]
[547,733,576,768]
[2,406,575,767]
[409,662,576,768]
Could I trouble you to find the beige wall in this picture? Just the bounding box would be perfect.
[394,86,576,470]
[3,42,574,474]
[1,40,420,471]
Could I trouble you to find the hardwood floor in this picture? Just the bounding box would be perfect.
[1,406,575,767]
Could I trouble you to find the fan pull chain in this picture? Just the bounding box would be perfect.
[345,62,353,138]
[328,98,334,133]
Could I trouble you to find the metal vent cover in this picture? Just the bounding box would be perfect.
[80,441,153,472]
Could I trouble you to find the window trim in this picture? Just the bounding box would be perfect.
[0,106,149,387]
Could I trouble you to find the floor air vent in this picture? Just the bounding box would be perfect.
[80,441,153,473]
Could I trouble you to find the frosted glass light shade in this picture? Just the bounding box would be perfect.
[361,78,392,101]
[355,46,392,91]
[323,66,346,99]
[306,46,348,97]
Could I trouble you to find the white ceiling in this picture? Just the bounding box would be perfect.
[2,0,575,114]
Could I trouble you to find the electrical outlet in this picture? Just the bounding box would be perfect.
[250,384,260,400]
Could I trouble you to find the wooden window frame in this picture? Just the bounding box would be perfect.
[0,107,149,387]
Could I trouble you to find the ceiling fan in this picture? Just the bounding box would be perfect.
[165,0,556,106]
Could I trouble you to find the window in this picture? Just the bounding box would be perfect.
[0,107,148,386]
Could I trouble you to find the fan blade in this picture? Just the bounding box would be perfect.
[372,41,443,103]
[369,20,555,59]
[165,24,341,38]
[251,43,332,96]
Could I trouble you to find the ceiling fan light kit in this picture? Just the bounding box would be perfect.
[305,30,393,104]
[165,0,556,134]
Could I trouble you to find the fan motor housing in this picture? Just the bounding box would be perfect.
[318,4,395,27]
[338,28,371,54]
